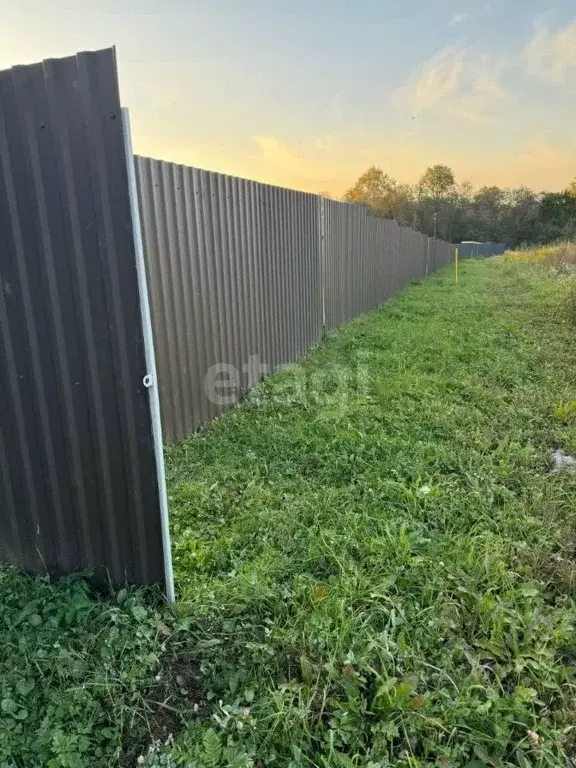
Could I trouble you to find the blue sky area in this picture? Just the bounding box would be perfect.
[2,0,575,194]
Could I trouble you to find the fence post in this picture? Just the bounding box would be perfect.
[320,196,327,337]
[121,108,175,604]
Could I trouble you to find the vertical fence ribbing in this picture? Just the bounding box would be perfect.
[134,159,453,441]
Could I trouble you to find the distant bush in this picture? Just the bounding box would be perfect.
[505,241,576,268]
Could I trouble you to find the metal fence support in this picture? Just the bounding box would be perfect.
[122,109,175,603]
[319,196,327,337]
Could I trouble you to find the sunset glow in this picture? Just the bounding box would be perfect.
[2,0,575,195]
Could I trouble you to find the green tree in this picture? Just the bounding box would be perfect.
[343,166,396,212]
[540,192,576,227]
[501,188,541,247]
[343,164,576,247]
[414,166,458,240]
[475,186,505,213]
[418,164,456,199]
[343,166,416,223]
[539,191,576,241]
[386,182,416,226]
[471,186,506,242]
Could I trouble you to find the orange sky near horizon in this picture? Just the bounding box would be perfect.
[2,0,576,196]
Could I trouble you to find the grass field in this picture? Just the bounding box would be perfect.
[2,255,576,768]
[505,242,576,269]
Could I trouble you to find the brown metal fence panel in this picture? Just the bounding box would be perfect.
[135,157,322,442]
[135,170,456,441]
[323,201,453,332]
[428,238,456,272]
[0,49,163,585]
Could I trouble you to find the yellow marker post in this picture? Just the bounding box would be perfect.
[454,247,459,284]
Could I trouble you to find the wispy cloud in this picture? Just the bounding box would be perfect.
[448,105,493,123]
[328,93,343,121]
[449,12,469,26]
[396,45,465,113]
[396,46,506,122]
[524,19,576,83]
[314,134,337,151]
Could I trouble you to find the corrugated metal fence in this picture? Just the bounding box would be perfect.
[322,202,454,331]
[458,242,506,258]
[135,158,322,442]
[135,158,456,442]
[1,44,456,585]
[0,48,164,586]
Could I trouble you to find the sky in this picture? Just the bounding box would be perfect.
[2,0,576,196]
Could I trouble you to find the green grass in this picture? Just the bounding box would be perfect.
[3,257,576,767]
[0,572,174,767]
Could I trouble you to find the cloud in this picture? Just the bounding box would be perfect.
[314,134,337,151]
[397,19,575,126]
[329,93,343,121]
[447,105,495,123]
[396,45,465,113]
[474,63,506,100]
[396,46,506,122]
[449,13,469,26]
[524,19,576,83]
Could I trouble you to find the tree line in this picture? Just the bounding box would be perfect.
[342,165,576,247]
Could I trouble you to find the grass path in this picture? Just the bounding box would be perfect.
[2,258,576,767]
[164,258,576,767]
